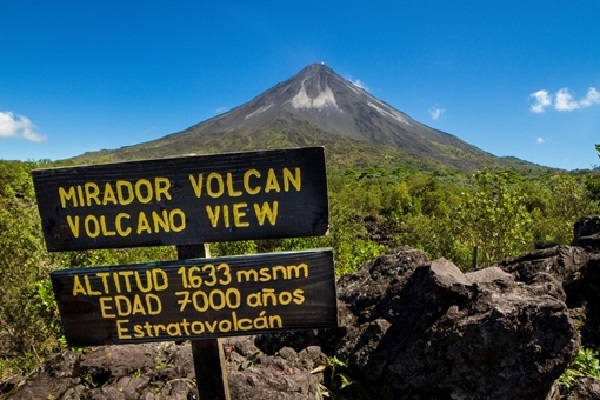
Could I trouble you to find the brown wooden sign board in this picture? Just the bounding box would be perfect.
[51,248,336,347]
[33,147,328,251]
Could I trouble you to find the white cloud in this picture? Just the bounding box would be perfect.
[529,87,600,113]
[343,73,369,92]
[429,106,446,121]
[215,107,229,114]
[529,90,552,113]
[352,79,369,91]
[581,87,600,107]
[554,88,580,111]
[536,137,546,144]
[0,111,46,142]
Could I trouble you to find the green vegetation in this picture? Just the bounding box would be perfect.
[316,356,366,399]
[0,160,176,381]
[334,167,599,267]
[0,160,61,379]
[558,347,600,394]
[69,127,556,175]
[1,148,600,382]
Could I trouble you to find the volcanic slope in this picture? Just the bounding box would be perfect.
[73,64,546,172]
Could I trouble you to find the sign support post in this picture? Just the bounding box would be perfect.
[177,244,229,400]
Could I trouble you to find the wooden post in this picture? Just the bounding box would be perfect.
[177,244,230,400]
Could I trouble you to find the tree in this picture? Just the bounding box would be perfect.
[449,171,534,267]
[0,161,62,379]
[585,144,600,202]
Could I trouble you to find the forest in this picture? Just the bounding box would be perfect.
[1,147,600,382]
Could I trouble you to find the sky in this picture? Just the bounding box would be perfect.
[1,1,599,170]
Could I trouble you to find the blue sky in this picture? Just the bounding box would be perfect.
[1,1,599,170]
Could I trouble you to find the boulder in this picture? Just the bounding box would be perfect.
[565,377,600,400]
[335,247,579,399]
[228,341,326,400]
[572,216,600,250]
[491,244,600,349]
[4,339,327,400]
[6,343,197,400]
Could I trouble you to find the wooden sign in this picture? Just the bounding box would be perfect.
[33,147,328,251]
[50,248,336,347]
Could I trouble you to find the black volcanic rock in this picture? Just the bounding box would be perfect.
[572,216,600,250]
[334,247,578,399]
[7,245,594,400]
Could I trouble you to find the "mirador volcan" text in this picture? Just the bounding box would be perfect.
[56,167,302,239]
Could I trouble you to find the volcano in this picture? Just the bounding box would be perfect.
[74,64,542,172]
